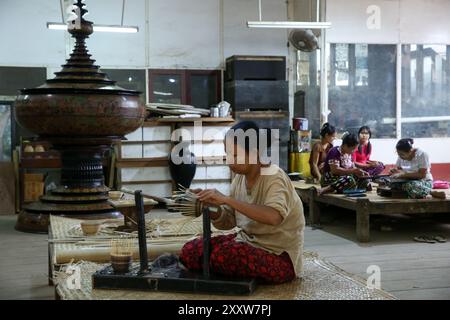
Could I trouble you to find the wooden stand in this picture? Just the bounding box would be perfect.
[298,186,450,243]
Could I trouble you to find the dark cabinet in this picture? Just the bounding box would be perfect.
[148,69,222,108]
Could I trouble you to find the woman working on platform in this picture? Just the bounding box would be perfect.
[319,133,370,195]
[390,138,446,199]
[180,121,305,284]
[309,123,337,182]
[352,126,385,177]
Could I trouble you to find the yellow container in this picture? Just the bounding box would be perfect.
[24,181,44,202]
[289,152,296,173]
[297,152,311,178]
[23,173,45,202]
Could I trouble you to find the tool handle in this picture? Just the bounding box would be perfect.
[134,190,149,273]
[121,187,173,204]
[202,206,211,279]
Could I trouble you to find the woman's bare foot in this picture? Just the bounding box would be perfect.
[317,186,333,196]
[430,191,446,199]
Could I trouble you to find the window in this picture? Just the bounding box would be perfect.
[0,102,12,161]
[0,67,46,96]
[148,69,221,108]
[187,71,221,109]
[295,50,321,137]
[297,42,450,140]
[401,45,450,138]
[101,69,146,104]
[328,44,397,138]
[333,44,349,86]
[0,67,46,155]
[355,44,368,86]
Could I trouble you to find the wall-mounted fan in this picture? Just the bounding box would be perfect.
[288,29,320,52]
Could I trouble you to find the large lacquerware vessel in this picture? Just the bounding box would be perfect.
[14,0,145,232]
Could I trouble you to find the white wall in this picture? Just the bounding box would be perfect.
[148,0,221,68]
[370,138,450,164]
[223,0,289,59]
[333,138,449,164]
[326,0,400,44]
[82,0,147,67]
[0,0,66,67]
[0,0,289,69]
[326,0,450,44]
[399,0,450,44]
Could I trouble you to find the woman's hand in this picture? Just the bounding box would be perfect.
[390,167,401,174]
[391,172,404,179]
[314,175,321,184]
[367,160,379,168]
[353,168,369,178]
[197,189,229,206]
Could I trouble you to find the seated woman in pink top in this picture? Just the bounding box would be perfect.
[352,126,385,177]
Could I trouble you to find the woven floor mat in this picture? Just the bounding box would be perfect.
[54,252,396,300]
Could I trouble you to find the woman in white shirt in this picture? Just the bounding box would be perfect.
[390,138,445,199]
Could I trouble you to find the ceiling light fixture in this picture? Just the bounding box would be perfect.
[47,22,138,33]
[247,0,331,29]
[47,0,138,33]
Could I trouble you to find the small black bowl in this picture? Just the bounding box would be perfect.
[288,172,301,181]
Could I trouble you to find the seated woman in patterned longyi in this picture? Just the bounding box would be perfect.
[390,138,446,199]
[319,133,370,195]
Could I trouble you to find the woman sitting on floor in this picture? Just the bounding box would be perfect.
[390,138,446,199]
[352,126,385,177]
[319,133,370,195]
[180,121,305,284]
[309,123,337,183]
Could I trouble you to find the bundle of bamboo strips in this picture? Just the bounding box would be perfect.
[167,187,202,217]
[110,237,133,256]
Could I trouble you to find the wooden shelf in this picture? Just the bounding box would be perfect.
[121,139,219,144]
[145,117,235,124]
[121,140,170,145]
[116,116,233,195]
[116,158,169,168]
[122,178,231,185]
[116,156,228,168]
[20,158,61,169]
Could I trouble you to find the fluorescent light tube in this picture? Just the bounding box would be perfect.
[47,23,68,30]
[247,21,331,29]
[47,22,138,33]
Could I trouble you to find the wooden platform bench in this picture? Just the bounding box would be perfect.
[292,181,450,242]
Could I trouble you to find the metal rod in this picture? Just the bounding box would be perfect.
[60,0,65,23]
[258,0,262,21]
[135,190,149,273]
[122,187,173,204]
[396,43,402,139]
[121,0,126,26]
[202,207,211,279]
[316,0,320,22]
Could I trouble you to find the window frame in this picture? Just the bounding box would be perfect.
[148,69,222,107]
[298,41,450,139]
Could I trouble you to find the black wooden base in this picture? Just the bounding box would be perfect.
[92,264,257,295]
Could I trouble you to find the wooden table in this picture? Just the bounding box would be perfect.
[292,181,450,242]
